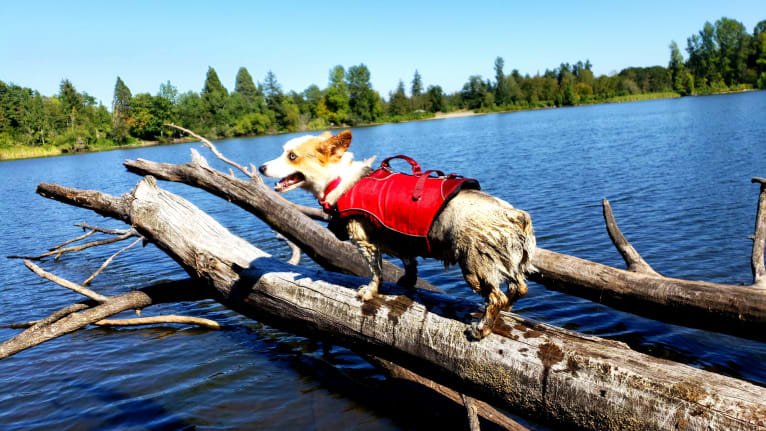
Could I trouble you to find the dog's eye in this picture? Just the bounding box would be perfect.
[288,152,297,161]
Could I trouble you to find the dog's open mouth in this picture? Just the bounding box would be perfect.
[274,172,305,193]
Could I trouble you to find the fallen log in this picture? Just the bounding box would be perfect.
[27,177,766,430]
[125,153,766,340]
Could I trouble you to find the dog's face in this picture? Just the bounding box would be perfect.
[259,130,352,196]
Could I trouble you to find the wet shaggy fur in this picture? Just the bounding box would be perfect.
[349,188,536,340]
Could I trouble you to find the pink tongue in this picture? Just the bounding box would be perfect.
[275,173,301,192]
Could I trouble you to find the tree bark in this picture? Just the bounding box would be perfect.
[124,155,766,341]
[31,178,766,430]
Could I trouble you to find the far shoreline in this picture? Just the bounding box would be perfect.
[2,89,760,162]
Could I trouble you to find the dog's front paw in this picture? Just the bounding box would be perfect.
[466,322,490,341]
[357,284,378,302]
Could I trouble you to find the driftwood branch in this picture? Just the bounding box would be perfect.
[461,393,481,431]
[82,236,142,285]
[23,178,766,430]
[24,260,109,302]
[9,231,137,261]
[366,356,527,431]
[751,177,766,287]
[49,228,95,251]
[2,315,220,330]
[275,233,301,265]
[165,123,257,179]
[0,279,210,359]
[74,222,132,235]
[602,198,660,275]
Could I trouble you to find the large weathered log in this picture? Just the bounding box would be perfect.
[33,178,766,430]
[125,154,766,340]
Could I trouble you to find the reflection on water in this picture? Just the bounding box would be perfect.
[1,92,765,429]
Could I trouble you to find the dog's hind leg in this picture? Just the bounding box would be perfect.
[354,239,382,302]
[503,277,528,312]
[463,271,508,340]
[397,256,418,288]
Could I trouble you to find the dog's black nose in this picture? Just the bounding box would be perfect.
[258,164,267,174]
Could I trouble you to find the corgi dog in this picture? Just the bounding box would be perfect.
[259,130,536,340]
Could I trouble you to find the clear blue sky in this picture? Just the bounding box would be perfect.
[2,1,764,106]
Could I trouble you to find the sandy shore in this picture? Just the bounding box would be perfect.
[431,110,483,120]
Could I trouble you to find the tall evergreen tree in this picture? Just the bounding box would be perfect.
[494,57,511,106]
[112,76,132,142]
[234,67,259,101]
[411,70,423,97]
[59,79,83,131]
[389,80,410,116]
[263,71,286,129]
[201,67,229,126]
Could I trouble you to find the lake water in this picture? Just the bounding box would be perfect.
[1,92,765,430]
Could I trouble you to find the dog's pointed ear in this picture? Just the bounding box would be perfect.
[318,130,352,163]
[318,131,332,139]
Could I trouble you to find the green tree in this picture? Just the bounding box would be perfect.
[111,77,132,142]
[669,41,687,94]
[263,70,285,128]
[129,93,173,140]
[303,84,323,118]
[410,69,423,110]
[461,75,489,109]
[320,65,350,125]
[714,17,749,85]
[426,85,444,112]
[754,21,766,88]
[234,67,258,101]
[201,67,229,128]
[59,79,83,131]
[176,91,205,132]
[388,80,410,116]
[346,63,379,124]
[158,80,178,105]
[494,57,511,106]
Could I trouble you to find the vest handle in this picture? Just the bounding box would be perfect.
[380,155,422,176]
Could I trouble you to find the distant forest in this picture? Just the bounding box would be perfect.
[1,17,764,154]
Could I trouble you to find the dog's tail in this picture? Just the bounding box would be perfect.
[506,209,536,287]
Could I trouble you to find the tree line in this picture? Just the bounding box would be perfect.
[1,16,763,154]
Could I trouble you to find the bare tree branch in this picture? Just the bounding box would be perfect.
[0,279,208,359]
[74,222,132,235]
[461,394,482,431]
[366,356,527,431]
[602,198,660,276]
[9,231,137,261]
[165,123,256,179]
[2,315,220,330]
[275,233,301,265]
[82,237,142,286]
[49,229,95,251]
[24,260,109,302]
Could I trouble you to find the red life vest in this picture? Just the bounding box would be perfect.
[326,155,480,256]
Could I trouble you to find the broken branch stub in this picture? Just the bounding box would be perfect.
[751,177,766,288]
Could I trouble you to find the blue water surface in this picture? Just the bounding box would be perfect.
[1,92,765,430]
